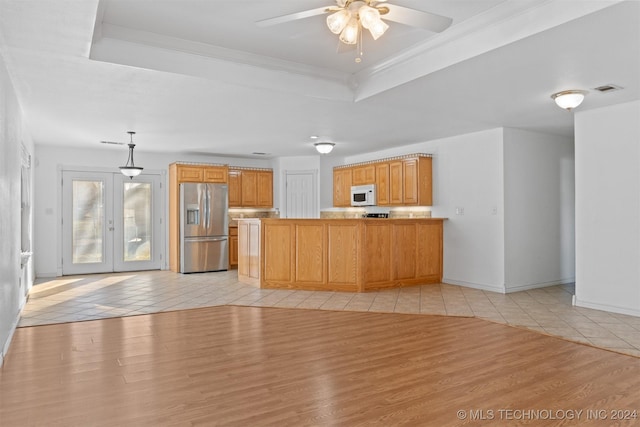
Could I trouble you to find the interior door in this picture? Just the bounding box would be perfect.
[284,170,317,218]
[62,170,163,275]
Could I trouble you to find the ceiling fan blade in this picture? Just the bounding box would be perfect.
[256,6,330,27]
[383,5,452,33]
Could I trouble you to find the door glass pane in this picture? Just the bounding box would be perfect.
[123,182,152,262]
[72,180,104,264]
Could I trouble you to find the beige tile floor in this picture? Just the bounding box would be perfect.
[19,270,640,357]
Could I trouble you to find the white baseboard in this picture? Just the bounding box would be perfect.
[505,278,576,293]
[35,271,59,278]
[442,278,506,294]
[1,293,28,367]
[574,298,640,317]
[1,312,21,367]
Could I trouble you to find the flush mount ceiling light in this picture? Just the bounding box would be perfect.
[119,131,143,179]
[551,90,588,111]
[315,142,335,154]
[257,1,452,62]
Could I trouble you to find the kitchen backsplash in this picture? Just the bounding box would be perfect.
[228,208,279,226]
[320,208,432,219]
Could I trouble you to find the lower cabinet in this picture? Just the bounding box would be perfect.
[238,218,444,292]
[229,226,238,268]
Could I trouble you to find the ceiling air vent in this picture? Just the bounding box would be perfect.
[252,152,270,156]
[593,84,623,93]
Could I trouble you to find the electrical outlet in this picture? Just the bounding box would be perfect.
[455,207,464,215]
[491,207,498,215]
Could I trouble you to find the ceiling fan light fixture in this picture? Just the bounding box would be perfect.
[339,16,360,45]
[315,142,335,154]
[551,90,588,111]
[367,18,388,40]
[358,5,380,29]
[326,9,351,34]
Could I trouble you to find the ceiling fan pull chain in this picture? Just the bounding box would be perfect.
[355,22,363,63]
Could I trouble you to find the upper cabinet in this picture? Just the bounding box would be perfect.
[352,164,375,185]
[333,154,432,207]
[175,164,228,183]
[375,162,390,206]
[229,168,273,208]
[333,167,352,207]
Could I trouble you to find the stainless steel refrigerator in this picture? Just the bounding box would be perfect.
[180,183,229,273]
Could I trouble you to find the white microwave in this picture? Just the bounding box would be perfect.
[351,184,376,206]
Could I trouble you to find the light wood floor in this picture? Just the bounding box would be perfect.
[2,306,640,426]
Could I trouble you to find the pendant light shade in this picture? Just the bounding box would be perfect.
[119,131,143,179]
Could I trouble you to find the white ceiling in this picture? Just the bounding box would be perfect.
[0,0,638,158]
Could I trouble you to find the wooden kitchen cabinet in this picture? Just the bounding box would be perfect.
[204,167,227,183]
[352,164,375,185]
[238,218,444,292]
[229,226,239,268]
[332,154,432,208]
[375,162,390,205]
[402,156,432,206]
[174,164,228,183]
[333,167,352,207]
[388,156,432,206]
[256,170,273,207]
[230,168,273,208]
[228,169,242,207]
[389,161,404,205]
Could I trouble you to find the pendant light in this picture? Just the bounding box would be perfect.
[119,131,143,179]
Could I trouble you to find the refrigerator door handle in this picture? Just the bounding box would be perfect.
[184,236,228,243]
[205,185,210,229]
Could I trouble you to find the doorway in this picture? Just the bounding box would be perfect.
[61,170,164,275]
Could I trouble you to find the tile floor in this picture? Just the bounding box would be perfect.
[19,270,640,357]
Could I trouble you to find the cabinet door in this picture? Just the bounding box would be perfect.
[241,170,258,206]
[417,157,433,206]
[256,171,273,207]
[389,161,403,205]
[177,166,204,183]
[333,168,352,207]
[203,166,228,183]
[352,165,375,185]
[375,163,390,206]
[228,169,242,207]
[403,159,419,205]
[229,230,239,267]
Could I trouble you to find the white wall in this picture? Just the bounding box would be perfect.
[574,100,640,316]
[503,128,575,291]
[346,128,507,292]
[0,52,34,365]
[34,145,272,277]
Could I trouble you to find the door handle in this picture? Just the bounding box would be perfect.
[109,227,114,231]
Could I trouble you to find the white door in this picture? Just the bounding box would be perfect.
[284,170,317,218]
[62,170,163,275]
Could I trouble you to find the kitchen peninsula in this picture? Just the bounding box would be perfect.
[237,217,445,292]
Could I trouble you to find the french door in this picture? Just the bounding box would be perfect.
[61,170,163,275]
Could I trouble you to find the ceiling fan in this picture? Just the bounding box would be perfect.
[257,0,452,57]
